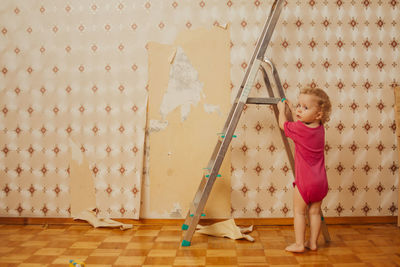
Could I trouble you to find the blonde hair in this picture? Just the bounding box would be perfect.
[300,87,331,124]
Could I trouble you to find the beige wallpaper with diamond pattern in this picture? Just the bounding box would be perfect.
[0,0,399,219]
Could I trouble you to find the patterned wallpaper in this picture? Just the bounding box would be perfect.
[231,0,399,217]
[0,0,399,218]
[0,0,148,218]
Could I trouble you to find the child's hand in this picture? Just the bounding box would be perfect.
[277,98,287,113]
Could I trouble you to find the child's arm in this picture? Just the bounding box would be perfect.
[286,101,295,120]
[277,99,291,130]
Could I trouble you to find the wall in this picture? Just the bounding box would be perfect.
[0,0,148,218]
[0,0,399,219]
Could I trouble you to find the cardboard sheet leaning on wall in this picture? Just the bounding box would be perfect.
[69,139,132,230]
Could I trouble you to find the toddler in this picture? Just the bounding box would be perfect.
[277,87,331,252]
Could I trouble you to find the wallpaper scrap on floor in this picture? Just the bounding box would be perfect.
[0,0,399,218]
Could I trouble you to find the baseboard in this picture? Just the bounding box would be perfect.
[0,216,397,226]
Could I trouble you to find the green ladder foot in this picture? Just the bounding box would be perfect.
[182,224,188,230]
[181,240,191,247]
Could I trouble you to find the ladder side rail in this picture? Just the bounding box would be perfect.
[189,107,260,218]
[182,170,221,243]
[221,0,284,133]
[205,139,223,170]
[321,219,331,242]
[183,140,222,226]
[235,0,282,96]
[259,65,295,172]
[233,3,284,109]
[185,139,223,219]
[208,100,246,181]
[211,102,245,170]
[256,0,285,60]
[263,58,287,99]
[193,176,209,206]
[182,99,248,241]
[221,59,261,134]
[182,101,246,244]
[182,176,208,227]
[219,102,239,144]
[182,101,245,240]
[183,210,191,227]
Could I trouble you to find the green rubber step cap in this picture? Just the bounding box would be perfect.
[205,174,221,178]
[182,224,188,230]
[220,135,237,138]
[181,240,191,247]
[190,213,205,217]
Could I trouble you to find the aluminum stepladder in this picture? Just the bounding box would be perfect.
[181,0,330,246]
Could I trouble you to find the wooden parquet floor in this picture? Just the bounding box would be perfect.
[0,223,399,266]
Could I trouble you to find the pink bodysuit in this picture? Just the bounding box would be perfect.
[284,121,328,204]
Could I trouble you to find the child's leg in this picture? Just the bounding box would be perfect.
[285,186,307,252]
[305,200,322,250]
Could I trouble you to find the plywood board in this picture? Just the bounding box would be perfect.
[146,26,231,218]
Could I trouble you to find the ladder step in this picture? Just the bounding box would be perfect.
[217,132,237,138]
[190,213,206,217]
[205,174,221,178]
[246,97,281,105]
[220,135,237,138]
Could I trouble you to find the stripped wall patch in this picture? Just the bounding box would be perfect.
[160,46,204,122]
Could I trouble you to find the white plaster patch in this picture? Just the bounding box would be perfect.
[160,46,204,122]
[141,203,184,219]
[148,119,168,132]
[169,202,183,218]
[203,103,222,116]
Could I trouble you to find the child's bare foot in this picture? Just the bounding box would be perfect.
[285,243,305,253]
[304,240,317,251]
